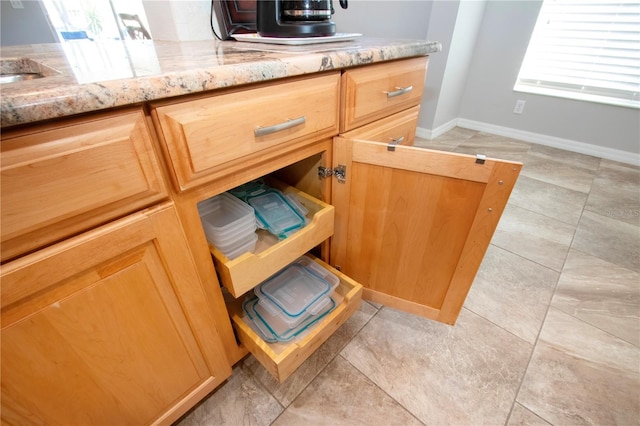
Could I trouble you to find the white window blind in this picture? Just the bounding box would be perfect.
[514,0,640,109]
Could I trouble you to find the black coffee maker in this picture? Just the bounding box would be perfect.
[257,0,348,38]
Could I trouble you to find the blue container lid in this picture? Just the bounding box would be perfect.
[243,296,336,343]
[246,189,306,239]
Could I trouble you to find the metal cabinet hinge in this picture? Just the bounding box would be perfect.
[318,165,347,183]
[475,154,487,164]
[387,136,405,151]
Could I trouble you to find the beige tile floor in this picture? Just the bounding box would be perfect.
[177,128,640,426]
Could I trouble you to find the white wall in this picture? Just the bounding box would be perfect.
[0,0,57,46]
[332,0,432,40]
[419,0,487,136]
[143,0,214,41]
[459,0,640,160]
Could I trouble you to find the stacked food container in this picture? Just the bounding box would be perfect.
[199,180,310,260]
[243,256,339,342]
[231,179,308,240]
[197,192,258,260]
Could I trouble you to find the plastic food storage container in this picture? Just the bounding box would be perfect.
[254,256,339,328]
[219,232,259,260]
[198,192,257,259]
[246,189,306,239]
[243,295,336,342]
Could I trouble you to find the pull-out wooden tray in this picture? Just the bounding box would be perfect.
[210,181,334,298]
[228,256,362,382]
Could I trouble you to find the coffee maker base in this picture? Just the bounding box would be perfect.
[258,21,336,38]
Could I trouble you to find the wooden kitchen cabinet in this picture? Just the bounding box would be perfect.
[1,203,232,425]
[151,70,365,382]
[1,41,458,419]
[149,56,521,384]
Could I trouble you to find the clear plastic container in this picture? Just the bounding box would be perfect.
[254,256,339,328]
[198,192,257,259]
[198,193,256,238]
[219,232,258,260]
[246,189,306,239]
[243,295,336,342]
[242,297,277,343]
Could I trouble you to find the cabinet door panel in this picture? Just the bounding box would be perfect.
[331,137,521,324]
[1,204,231,425]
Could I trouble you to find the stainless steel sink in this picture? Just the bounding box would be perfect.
[0,72,45,84]
[0,58,58,84]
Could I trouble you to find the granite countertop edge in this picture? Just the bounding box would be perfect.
[0,39,441,128]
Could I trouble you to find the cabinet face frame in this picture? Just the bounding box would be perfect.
[329,137,522,324]
[0,204,232,425]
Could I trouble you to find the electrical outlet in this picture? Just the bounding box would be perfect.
[10,0,24,9]
[514,100,526,114]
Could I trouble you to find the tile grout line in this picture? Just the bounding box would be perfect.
[335,311,428,426]
[502,155,602,426]
[336,352,428,426]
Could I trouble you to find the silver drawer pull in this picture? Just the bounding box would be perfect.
[385,85,413,98]
[387,136,405,151]
[254,116,306,137]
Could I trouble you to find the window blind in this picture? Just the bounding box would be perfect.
[514,0,640,108]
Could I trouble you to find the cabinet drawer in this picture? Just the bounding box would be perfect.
[154,73,340,191]
[1,109,167,262]
[210,180,334,298]
[341,106,420,147]
[340,57,428,132]
[229,256,362,382]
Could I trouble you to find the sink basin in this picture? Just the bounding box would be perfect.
[0,58,58,84]
[0,72,45,84]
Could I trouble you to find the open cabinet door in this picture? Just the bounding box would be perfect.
[330,137,522,325]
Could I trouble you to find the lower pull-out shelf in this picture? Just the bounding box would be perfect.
[228,256,363,382]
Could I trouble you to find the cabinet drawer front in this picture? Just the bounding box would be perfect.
[340,57,428,132]
[1,109,167,262]
[229,256,362,382]
[211,179,334,298]
[154,73,340,190]
[341,106,420,147]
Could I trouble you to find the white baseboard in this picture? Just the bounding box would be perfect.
[417,118,640,166]
[415,118,457,140]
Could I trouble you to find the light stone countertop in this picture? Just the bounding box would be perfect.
[0,37,440,128]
